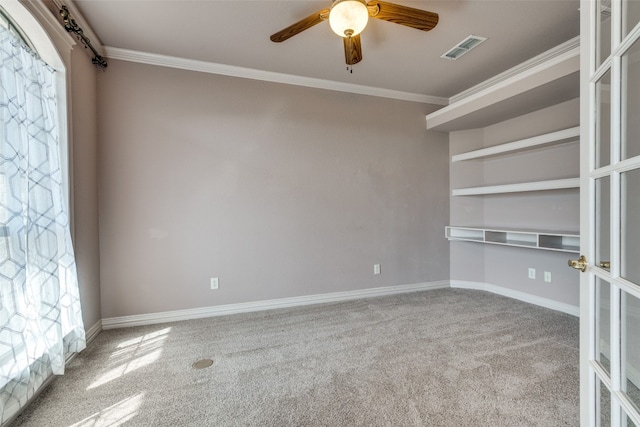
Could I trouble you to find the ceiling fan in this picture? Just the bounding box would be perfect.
[270,0,439,66]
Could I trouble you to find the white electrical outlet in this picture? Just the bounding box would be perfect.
[374,264,381,275]
[210,277,219,290]
[544,272,552,283]
[528,268,536,279]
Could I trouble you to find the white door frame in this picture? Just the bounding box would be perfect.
[580,0,640,425]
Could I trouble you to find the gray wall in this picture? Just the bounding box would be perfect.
[450,98,580,307]
[97,60,450,318]
[69,48,102,331]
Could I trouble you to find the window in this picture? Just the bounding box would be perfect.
[0,7,34,50]
[0,4,85,423]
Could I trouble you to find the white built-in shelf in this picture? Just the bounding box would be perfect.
[452,178,580,196]
[425,37,580,132]
[446,226,580,253]
[451,127,580,162]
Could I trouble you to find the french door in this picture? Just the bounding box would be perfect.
[578,0,640,425]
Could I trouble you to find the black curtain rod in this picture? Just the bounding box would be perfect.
[60,5,107,69]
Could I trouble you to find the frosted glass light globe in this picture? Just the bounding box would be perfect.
[329,0,369,37]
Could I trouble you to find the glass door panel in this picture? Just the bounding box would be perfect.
[623,291,640,413]
[621,168,640,285]
[599,0,613,66]
[599,278,612,374]
[586,1,640,425]
[597,176,612,271]
[623,0,640,37]
[622,38,640,160]
[597,70,613,168]
[601,377,613,427]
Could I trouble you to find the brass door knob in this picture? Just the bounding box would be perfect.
[599,261,611,269]
[568,255,588,272]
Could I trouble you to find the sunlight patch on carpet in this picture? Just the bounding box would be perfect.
[70,392,145,427]
[87,327,171,390]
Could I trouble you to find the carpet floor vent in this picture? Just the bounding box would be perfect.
[192,359,214,369]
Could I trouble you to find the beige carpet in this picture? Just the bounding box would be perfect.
[12,288,579,426]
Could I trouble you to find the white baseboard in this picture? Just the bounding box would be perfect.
[84,320,102,345]
[102,281,450,329]
[450,280,580,317]
[65,320,102,364]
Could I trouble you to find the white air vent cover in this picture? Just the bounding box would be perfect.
[441,35,487,60]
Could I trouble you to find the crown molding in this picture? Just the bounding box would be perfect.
[103,46,448,105]
[450,36,580,104]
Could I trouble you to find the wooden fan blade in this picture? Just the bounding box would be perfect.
[343,35,363,65]
[270,9,330,42]
[367,1,438,32]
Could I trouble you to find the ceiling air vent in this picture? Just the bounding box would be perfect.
[441,35,487,60]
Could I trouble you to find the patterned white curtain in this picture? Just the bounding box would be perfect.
[0,25,85,422]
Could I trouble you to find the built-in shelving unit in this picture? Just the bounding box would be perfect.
[433,37,581,311]
[445,120,580,251]
[425,37,579,132]
[451,126,580,162]
[446,226,580,253]
[452,178,580,196]
[451,125,580,196]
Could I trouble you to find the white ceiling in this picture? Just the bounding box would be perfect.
[72,0,581,100]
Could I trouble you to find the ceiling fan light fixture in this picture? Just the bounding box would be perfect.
[329,0,369,38]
